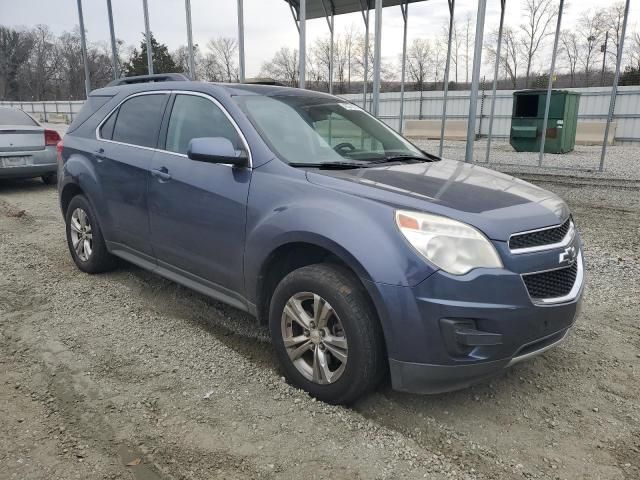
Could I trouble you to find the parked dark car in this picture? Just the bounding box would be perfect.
[0,106,60,184]
[58,75,584,404]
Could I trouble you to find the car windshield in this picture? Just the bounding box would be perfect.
[234,95,427,165]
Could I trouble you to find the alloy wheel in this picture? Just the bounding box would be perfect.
[69,207,93,262]
[281,292,348,384]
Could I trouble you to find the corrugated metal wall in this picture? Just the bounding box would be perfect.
[0,100,85,123]
[341,86,640,143]
[2,86,639,143]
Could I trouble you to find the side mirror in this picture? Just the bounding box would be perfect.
[186,137,248,166]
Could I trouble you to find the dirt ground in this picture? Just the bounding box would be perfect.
[0,174,638,480]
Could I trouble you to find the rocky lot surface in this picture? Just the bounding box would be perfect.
[0,175,638,480]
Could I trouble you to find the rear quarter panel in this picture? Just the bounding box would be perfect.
[59,135,113,238]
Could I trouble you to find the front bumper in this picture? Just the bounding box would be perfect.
[365,241,584,395]
[389,327,571,394]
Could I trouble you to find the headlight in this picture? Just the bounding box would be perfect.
[395,210,503,275]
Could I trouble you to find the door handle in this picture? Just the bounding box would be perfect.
[151,167,172,181]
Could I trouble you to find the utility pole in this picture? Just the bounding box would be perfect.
[76,0,91,97]
[601,31,609,86]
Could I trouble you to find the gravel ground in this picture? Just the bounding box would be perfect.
[416,139,640,181]
[1,166,639,479]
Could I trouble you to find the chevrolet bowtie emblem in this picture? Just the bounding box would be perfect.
[559,245,577,264]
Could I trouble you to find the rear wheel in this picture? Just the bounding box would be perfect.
[41,173,57,185]
[65,195,117,273]
[269,264,386,404]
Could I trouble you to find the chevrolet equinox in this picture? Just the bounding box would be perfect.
[58,74,584,404]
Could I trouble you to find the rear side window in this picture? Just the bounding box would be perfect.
[99,111,117,140]
[165,94,242,155]
[67,95,112,133]
[110,94,168,148]
[0,107,38,126]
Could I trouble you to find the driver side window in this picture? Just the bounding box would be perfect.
[166,94,242,155]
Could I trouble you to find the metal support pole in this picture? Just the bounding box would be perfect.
[299,0,306,89]
[185,0,196,79]
[371,0,382,117]
[237,0,245,82]
[142,0,153,75]
[76,0,91,97]
[485,0,505,163]
[321,0,335,94]
[439,0,455,157]
[329,12,334,93]
[289,3,300,32]
[106,0,119,79]
[538,0,564,166]
[359,0,370,110]
[399,1,408,134]
[600,0,630,171]
[464,0,487,163]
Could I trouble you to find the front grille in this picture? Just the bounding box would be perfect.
[523,261,578,299]
[509,218,571,250]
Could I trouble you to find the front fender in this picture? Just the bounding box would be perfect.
[243,161,436,305]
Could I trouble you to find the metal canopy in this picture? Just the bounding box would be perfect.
[284,0,424,19]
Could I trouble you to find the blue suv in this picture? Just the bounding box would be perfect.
[58,75,584,404]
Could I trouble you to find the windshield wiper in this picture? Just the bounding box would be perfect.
[375,153,440,164]
[288,162,367,170]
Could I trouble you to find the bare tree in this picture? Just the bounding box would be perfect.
[446,20,463,83]
[577,9,606,85]
[604,2,627,66]
[206,37,238,83]
[311,36,332,90]
[463,13,473,84]
[353,33,393,85]
[405,38,433,89]
[484,26,521,88]
[431,31,448,86]
[519,0,557,87]
[21,25,59,100]
[560,30,579,87]
[200,52,224,81]
[629,32,640,71]
[342,25,357,89]
[333,34,352,93]
[0,26,34,99]
[260,47,298,86]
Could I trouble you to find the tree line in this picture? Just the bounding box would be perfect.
[1,0,639,101]
[0,23,246,101]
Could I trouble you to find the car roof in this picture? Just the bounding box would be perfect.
[90,81,339,101]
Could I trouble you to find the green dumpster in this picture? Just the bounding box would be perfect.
[509,89,580,153]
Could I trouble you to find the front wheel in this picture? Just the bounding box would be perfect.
[269,264,386,404]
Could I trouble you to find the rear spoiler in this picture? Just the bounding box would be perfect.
[106,73,190,87]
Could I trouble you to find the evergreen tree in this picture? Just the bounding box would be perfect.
[620,66,640,86]
[123,33,180,76]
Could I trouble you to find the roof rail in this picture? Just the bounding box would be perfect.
[243,77,285,86]
[106,73,191,87]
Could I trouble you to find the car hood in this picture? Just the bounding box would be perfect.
[305,159,570,242]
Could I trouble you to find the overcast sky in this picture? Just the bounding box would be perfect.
[3,0,637,77]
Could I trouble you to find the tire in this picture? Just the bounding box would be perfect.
[269,264,386,404]
[65,194,117,273]
[41,173,57,185]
